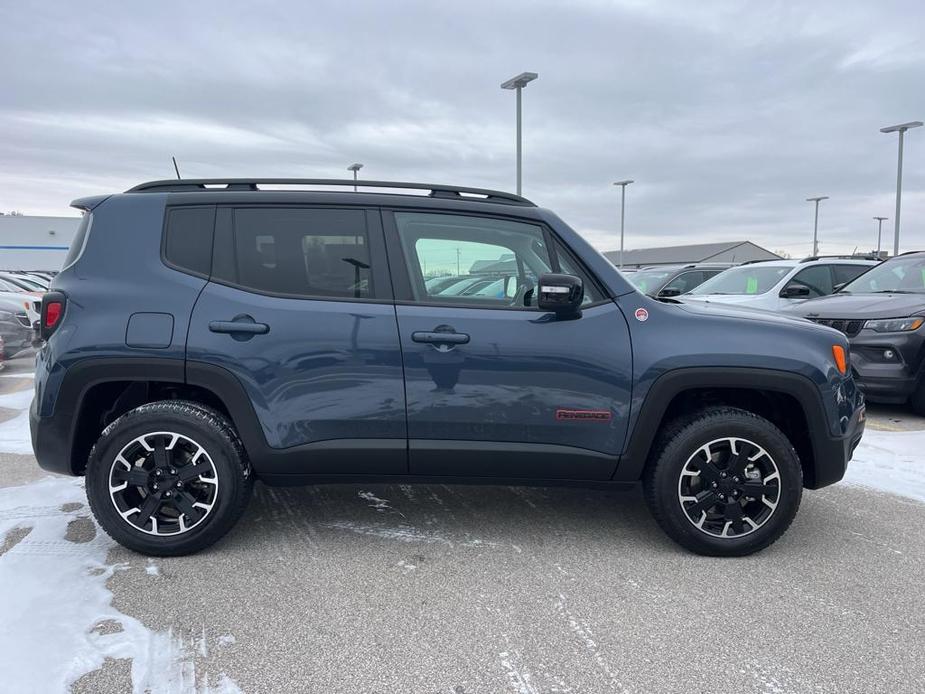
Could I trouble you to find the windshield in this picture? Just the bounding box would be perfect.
[689,265,794,296]
[840,255,925,294]
[628,269,674,294]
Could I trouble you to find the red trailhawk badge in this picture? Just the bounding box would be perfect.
[634,308,649,322]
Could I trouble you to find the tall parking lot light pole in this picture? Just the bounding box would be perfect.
[806,196,828,257]
[881,121,923,256]
[347,163,364,191]
[873,216,888,255]
[501,72,538,196]
[613,180,634,269]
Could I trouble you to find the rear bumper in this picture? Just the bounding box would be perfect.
[30,395,75,475]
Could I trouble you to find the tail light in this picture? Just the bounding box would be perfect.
[41,291,66,340]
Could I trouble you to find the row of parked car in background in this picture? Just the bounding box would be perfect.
[623,252,925,414]
[0,270,55,362]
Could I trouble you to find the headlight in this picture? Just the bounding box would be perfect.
[865,317,924,332]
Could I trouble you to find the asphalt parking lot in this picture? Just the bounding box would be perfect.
[2,352,924,693]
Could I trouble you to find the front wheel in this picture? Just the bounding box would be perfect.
[86,401,253,556]
[643,407,803,556]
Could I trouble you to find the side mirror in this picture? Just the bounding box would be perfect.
[833,282,846,293]
[658,287,682,298]
[780,284,811,298]
[537,273,583,317]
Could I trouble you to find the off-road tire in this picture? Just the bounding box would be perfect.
[86,400,252,556]
[643,407,803,556]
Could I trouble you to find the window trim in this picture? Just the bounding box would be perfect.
[207,205,393,303]
[381,208,610,312]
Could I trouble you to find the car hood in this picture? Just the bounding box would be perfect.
[673,297,832,331]
[783,292,925,319]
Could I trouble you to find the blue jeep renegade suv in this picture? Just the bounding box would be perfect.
[30,179,865,557]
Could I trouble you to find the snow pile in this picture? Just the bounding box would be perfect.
[845,428,925,503]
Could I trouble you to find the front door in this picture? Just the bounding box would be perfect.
[384,210,632,480]
[186,206,406,474]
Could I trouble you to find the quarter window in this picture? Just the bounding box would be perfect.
[218,208,374,299]
[164,207,215,277]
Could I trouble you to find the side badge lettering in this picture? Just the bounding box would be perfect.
[556,409,613,422]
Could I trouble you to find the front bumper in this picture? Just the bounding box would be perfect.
[807,393,865,489]
[849,329,925,403]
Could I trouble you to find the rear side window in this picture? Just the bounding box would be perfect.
[62,213,92,270]
[164,207,215,277]
[217,208,374,300]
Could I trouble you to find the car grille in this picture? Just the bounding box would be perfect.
[808,318,864,337]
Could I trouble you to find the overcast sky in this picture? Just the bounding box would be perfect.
[1,0,923,257]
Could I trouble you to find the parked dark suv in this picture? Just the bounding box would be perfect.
[787,251,925,414]
[31,179,865,557]
[625,263,732,298]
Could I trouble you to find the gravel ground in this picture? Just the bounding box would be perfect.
[2,352,924,693]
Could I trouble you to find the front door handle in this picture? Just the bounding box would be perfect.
[412,331,470,345]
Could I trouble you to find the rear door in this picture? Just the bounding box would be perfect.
[384,209,632,480]
[186,205,406,474]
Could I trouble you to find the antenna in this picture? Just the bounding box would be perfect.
[172,156,181,180]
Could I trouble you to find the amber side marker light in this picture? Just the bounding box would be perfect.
[832,345,848,375]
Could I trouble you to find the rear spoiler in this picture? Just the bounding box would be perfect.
[70,194,111,213]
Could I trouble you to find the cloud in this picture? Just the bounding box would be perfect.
[1,0,923,257]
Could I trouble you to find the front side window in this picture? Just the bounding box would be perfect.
[690,265,795,296]
[394,212,601,308]
[787,265,834,297]
[663,271,706,295]
[221,208,374,299]
[627,268,674,294]
[395,212,553,308]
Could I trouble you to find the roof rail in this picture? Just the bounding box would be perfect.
[799,254,882,263]
[900,250,925,256]
[126,179,535,206]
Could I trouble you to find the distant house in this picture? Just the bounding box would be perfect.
[0,215,81,270]
[603,240,780,269]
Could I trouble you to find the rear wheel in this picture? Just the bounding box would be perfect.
[86,401,252,556]
[643,407,802,556]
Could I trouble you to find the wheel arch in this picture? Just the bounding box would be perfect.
[615,367,834,488]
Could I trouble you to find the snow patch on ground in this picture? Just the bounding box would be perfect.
[844,429,925,503]
[0,477,243,693]
[0,380,240,692]
[0,387,35,455]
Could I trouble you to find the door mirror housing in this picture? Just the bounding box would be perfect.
[537,273,583,316]
[780,284,811,298]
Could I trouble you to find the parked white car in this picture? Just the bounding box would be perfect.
[681,257,879,312]
[0,277,42,328]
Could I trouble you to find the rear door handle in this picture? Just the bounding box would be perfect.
[209,319,269,335]
[412,331,470,345]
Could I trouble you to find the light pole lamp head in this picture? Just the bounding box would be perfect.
[347,163,363,173]
[501,72,538,90]
[806,196,829,203]
[873,216,888,222]
[613,180,634,187]
[881,121,923,134]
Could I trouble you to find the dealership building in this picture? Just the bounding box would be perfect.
[604,240,780,269]
[0,215,81,270]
